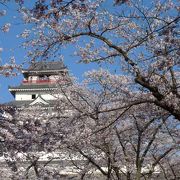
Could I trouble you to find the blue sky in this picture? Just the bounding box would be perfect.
[0,1,119,103]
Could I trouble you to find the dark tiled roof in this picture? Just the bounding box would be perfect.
[23,61,67,72]
[5,100,33,107]
[5,100,57,108]
[9,84,57,91]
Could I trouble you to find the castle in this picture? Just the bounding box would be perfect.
[7,61,69,108]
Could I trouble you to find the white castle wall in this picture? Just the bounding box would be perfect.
[15,91,57,101]
[27,76,39,81]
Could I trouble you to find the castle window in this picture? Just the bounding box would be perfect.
[32,94,36,99]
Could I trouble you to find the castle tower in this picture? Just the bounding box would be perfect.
[8,61,69,108]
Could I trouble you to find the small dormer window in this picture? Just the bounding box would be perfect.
[39,75,44,79]
[39,75,49,80]
[32,94,36,99]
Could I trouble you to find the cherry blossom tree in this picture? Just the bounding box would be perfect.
[19,0,180,121]
[0,0,23,77]
[0,1,179,179]
[53,70,179,180]
[1,70,179,180]
[0,105,70,179]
